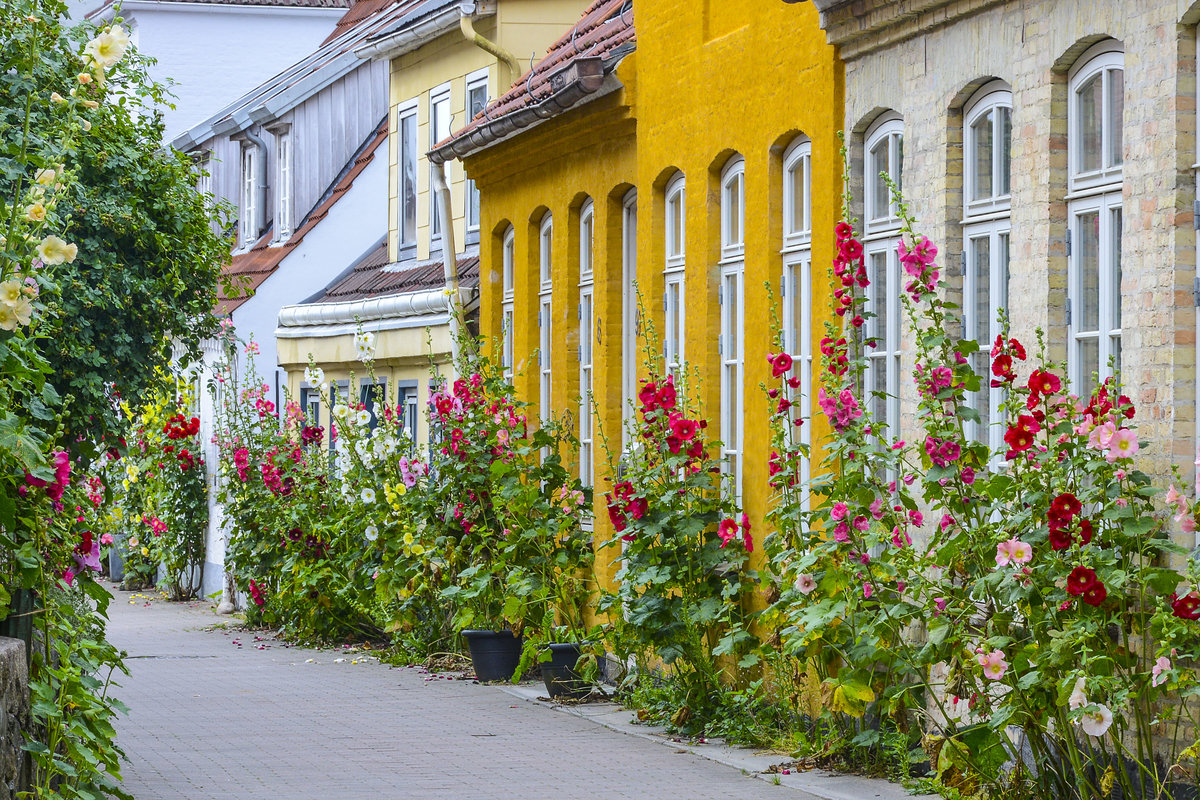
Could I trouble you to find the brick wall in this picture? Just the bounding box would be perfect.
[832,0,1200,551]
[0,638,28,800]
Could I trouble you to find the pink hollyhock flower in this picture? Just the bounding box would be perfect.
[100,533,113,545]
[869,498,884,519]
[961,466,975,484]
[1182,516,1197,533]
[830,502,848,521]
[863,582,872,599]
[1088,421,1117,450]
[833,522,850,543]
[1106,428,1139,462]
[853,515,869,532]
[61,569,75,587]
[908,510,923,527]
[1151,656,1172,688]
[1008,539,1033,564]
[1081,704,1114,737]
[794,573,816,595]
[995,540,1015,567]
[977,650,1008,680]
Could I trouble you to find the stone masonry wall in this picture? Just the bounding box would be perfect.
[0,638,28,800]
[831,0,1200,554]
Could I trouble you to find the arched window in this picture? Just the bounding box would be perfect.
[720,156,745,501]
[962,82,1012,455]
[501,226,515,383]
[1067,41,1123,397]
[782,137,812,507]
[578,199,594,488]
[863,113,903,439]
[538,212,553,428]
[664,173,686,376]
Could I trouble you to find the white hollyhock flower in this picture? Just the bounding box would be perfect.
[364,526,378,542]
[361,487,376,504]
[1080,704,1113,738]
[1068,677,1087,711]
[84,25,131,68]
[332,404,349,421]
[794,574,817,595]
[356,409,371,427]
[304,365,325,388]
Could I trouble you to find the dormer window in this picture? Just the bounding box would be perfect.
[239,145,258,246]
[275,130,293,241]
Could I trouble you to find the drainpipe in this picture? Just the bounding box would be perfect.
[458,2,521,85]
[431,161,461,367]
[241,127,269,238]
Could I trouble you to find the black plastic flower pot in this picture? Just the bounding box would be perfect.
[461,629,523,682]
[540,642,596,699]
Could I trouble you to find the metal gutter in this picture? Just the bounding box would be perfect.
[353,1,487,62]
[276,285,478,330]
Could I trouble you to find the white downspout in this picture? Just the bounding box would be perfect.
[431,162,461,367]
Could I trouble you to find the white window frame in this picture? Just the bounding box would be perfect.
[397,99,419,251]
[782,137,812,508]
[720,156,746,501]
[621,190,638,443]
[239,145,257,247]
[664,173,686,376]
[864,113,904,234]
[275,130,293,241]
[863,115,903,440]
[501,226,515,383]
[429,84,451,244]
[539,212,554,430]
[465,69,489,237]
[195,151,212,205]
[963,84,1012,455]
[578,199,595,489]
[1067,42,1124,395]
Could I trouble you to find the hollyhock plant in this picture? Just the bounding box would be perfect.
[763,178,1199,799]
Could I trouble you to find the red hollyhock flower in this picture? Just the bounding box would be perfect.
[1028,370,1061,396]
[670,417,698,441]
[687,439,705,460]
[613,481,634,502]
[1067,566,1099,596]
[770,352,794,378]
[627,497,648,521]
[607,501,628,533]
[835,221,853,240]
[1077,518,1094,545]
[657,380,677,410]
[1171,591,1200,621]
[717,518,739,548]
[1004,415,1041,455]
[1050,492,1082,520]
[1082,582,1107,607]
[638,381,659,412]
[666,435,683,454]
[740,513,753,552]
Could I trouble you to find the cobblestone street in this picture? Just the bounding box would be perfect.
[106,588,822,800]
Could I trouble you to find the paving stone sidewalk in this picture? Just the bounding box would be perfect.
[106,586,924,800]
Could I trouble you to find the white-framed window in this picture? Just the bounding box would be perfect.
[429,85,451,243]
[664,173,686,376]
[239,145,257,246]
[621,190,638,442]
[501,226,515,383]
[275,130,293,241]
[720,156,745,501]
[397,100,418,251]
[195,151,212,203]
[963,83,1012,454]
[578,199,595,489]
[539,212,553,429]
[1067,42,1123,397]
[465,69,488,236]
[863,114,904,439]
[782,136,812,507]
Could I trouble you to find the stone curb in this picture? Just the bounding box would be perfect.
[494,682,940,800]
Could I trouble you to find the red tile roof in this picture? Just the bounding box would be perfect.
[218,118,388,315]
[321,0,398,45]
[310,248,480,304]
[88,0,349,19]
[431,0,634,162]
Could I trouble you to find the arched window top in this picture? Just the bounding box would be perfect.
[720,155,745,257]
[665,172,685,264]
[539,212,553,289]
[864,113,903,235]
[1069,40,1124,192]
[579,198,594,284]
[964,80,1013,217]
[501,225,515,296]
[783,135,812,246]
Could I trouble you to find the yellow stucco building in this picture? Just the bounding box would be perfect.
[275,0,591,443]
[432,0,843,587]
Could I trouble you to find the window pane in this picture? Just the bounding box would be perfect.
[971,235,991,340]
[895,134,904,198]
[998,232,1010,321]
[401,115,416,244]
[541,225,552,284]
[1111,207,1122,331]
[1108,69,1123,168]
[580,293,592,364]
[870,139,890,219]
[971,110,994,201]
[996,107,1011,196]
[1077,210,1100,331]
[790,158,808,233]
[1110,335,1121,379]
[503,236,514,293]
[725,175,743,247]
[1077,74,1103,174]
[791,269,804,357]
[870,251,888,344]
[725,276,739,356]
[972,350,990,437]
[1078,337,1099,398]
[469,84,487,118]
[872,356,888,424]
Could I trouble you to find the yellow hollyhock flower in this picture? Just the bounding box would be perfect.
[0,306,18,332]
[24,203,46,222]
[84,25,130,69]
[10,298,31,326]
[0,281,21,305]
[402,532,414,546]
[36,235,77,265]
[34,168,56,186]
